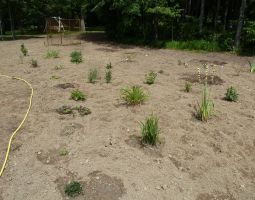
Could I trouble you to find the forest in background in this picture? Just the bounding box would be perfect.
[0,0,254,54]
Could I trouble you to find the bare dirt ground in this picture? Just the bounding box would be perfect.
[0,36,255,200]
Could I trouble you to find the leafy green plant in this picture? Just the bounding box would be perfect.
[88,69,98,83]
[225,86,239,102]
[20,43,28,56]
[106,62,112,69]
[75,106,91,116]
[31,59,38,67]
[70,51,82,64]
[59,148,69,156]
[185,82,192,92]
[140,114,159,146]
[46,49,59,58]
[65,181,82,197]
[249,62,255,73]
[105,70,112,83]
[71,90,86,101]
[145,71,157,85]
[56,106,73,115]
[121,86,148,105]
[196,86,214,122]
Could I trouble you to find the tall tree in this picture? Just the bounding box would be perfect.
[235,0,247,49]
[199,0,205,34]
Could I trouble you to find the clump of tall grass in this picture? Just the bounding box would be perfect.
[140,114,159,146]
[145,71,157,85]
[46,49,59,58]
[70,51,82,64]
[196,85,214,122]
[20,43,28,56]
[121,86,148,105]
[88,69,98,83]
[105,70,112,83]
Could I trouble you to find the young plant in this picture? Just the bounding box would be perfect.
[65,181,82,197]
[88,69,98,83]
[70,51,82,64]
[196,86,214,122]
[31,59,38,67]
[106,62,112,69]
[145,71,157,85]
[56,106,73,115]
[140,114,159,146]
[121,86,148,105]
[59,148,69,156]
[50,75,61,80]
[55,64,64,70]
[75,106,91,116]
[46,49,59,58]
[185,82,192,92]
[225,86,239,102]
[105,70,112,83]
[71,90,86,101]
[249,62,255,73]
[20,43,28,56]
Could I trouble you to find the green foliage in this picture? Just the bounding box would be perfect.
[88,69,98,83]
[140,114,159,146]
[75,106,91,116]
[196,86,214,122]
[65,181,82,197]
[121,86,148,105]
[106,62,112,69]
[20,44,28,56]
[46,50,59,58]
[70,51,82,64]
[56,106,73,115]
[71,90,86,101]
[59,148,68,156]
[105,70,112,83]
[225,87,239,102]
[249,62,255,73]
[145,71,157,85]
[185,82,192,92]
[30,59,38,67]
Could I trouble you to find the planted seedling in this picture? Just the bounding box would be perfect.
[70,51,82,64]
[20,43,28,56]
[59,148,69,156]
[71,90,86,101]
[185,82,192,92]
[145,71,157,85]
[121,86,148,105]
[249,62,255,73]
[140,114,159,146]
[46,49,59,58]
[65,181,82,197]
[56,106,73,115]
[225,86,239,102]
[105,70,112,83]
[88,69,98,83]
[75,106,91,116]
[106,62,112,69]
[196,86,214,122]
[31,59,38,67]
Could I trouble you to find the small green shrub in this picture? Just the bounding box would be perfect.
[249,62,255,73]
[185,82,192,92]
[145,71,157,85]
[141,114,159,146]
[46,50,59,58]
[105,70,112,83]
[70,51,82,64]
[71,90,86,101]
[31,59,38,67]
[88,69,98,83]
[65,181,82,197]
[121,86,148,105]
[20,44,28,56]
[225,86,239,102]
[59,148,69,156]
[196,86,214,122]
[106,62,112,69]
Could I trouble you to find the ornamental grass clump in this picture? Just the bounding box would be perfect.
[121,86,148,105]
[88,68,98,83]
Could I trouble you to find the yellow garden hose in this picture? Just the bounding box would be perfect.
[0,74,33,177]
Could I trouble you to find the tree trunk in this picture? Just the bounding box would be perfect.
[7,0,15,40]
[223,0,229,31]
[235,0,246,49]
[214,0,220,28]
[188,0,192,15]
[199,0,205,35]
[0,17,3,41]
[154,17,158,41]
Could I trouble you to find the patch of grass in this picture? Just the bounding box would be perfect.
[55,64,64,70]
[30,59,38,67]
[121,86,148,105]
[88,69,98,83]
[106,62,112,69]
[75,106,91,116]
[140,114,159,146]
[196,86,214,122]
[185,82,192,92]
[71,90,86,101]
[105,70,112,83]
[56,106,73,115]
[20,43,28,56]
[46,49,59,58]
[65,181,82,197]
[70,51,82,64]
[145,71,157,85]
[59,148,69,156]
[249,62,255,73]
[225,86,239,102]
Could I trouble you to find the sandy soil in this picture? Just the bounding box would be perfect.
[0,36,255,200]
